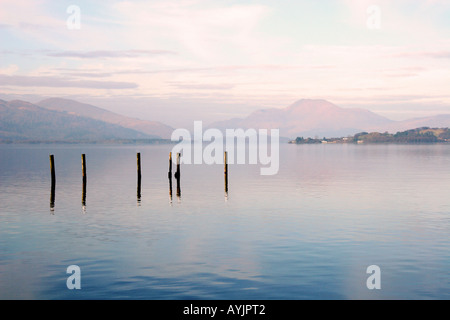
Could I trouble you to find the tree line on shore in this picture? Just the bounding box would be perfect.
[292,127,450,144]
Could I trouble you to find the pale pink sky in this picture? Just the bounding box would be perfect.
[1,0,450,127]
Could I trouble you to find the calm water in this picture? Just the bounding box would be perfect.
[0,143,449,300]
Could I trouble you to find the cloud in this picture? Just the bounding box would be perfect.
[0,65,19,75]
[0,75,138,89]
[392,51,450,59]
[169,82,235,90]
[62,72,113,78]
[107,64,334,75]
[111,0,272,61]
[47,50,177,59]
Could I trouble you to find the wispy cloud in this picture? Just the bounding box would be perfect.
[47,50,177,59]
[392,51,450,59]
[169,82,235,90]
[0,75,138,89]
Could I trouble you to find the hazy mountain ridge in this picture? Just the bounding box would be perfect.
[0,100,158,141]
[37,98,174,139]
[2,97,450,142]
[210,99,450,138]
[379,114,450,133]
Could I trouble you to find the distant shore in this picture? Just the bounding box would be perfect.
[2,127,450,145]
[290,127,450,145]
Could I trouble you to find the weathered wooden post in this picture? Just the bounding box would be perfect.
[81,154,87,210]
[168,152,172,178]
[50,155,56,184]
[49,155,55,211]
[224,151,228,196]
[137,152,142,203]
[168,174,173,203]
[174,152,180,179]
[168,152,173,203]
[175,153,181,198]
[81,154,87,184]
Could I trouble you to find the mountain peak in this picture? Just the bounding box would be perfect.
[210,99,394,138]
[287,99,341,112]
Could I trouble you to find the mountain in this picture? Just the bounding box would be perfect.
[0,99,158,141]
[37,98,174,139]
[211,99,394,138]
[3,97,450,142]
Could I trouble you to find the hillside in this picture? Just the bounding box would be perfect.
[37,98,174,139]
[0,99,157,142]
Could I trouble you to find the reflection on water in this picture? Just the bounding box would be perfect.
[175,152,181,201]
[82,154,87,213]
[50,179,56,213]
[176,175,181,201]
[0,143,449,300]
[224,151,228,201]
[137,152,142,207]
[49,154,56,213]
[82,179,87,213]
[168,175,173,205]
[137,179,141,206]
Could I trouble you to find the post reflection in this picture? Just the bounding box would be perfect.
[224,151,228,201]
[224,169,228,201]
[82,178,87,213]
[168,175,173,205]
[137,152,142,206]
[176,175,181,202]
[49,154,56,213]
[137,175,142,206]
[50,180,55,213]
[175,152,181,202]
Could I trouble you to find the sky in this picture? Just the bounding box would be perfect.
[1,0,450,127]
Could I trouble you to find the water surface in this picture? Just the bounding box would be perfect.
[0,143,449,299]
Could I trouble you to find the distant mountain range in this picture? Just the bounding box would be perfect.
[37,98,174,139]
[1,97,449,142]
[210,99,450,138]
[0,98,173,142]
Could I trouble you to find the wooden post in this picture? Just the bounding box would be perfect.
[175,153,181,198]
[81,154,87,210]
[174,152,180,179]
[137,152,142,202]
[50,155,56,185]
[81,154,87,184]
[168,152,172,178]
[224,151,228,195]
[168,152,173,203]
[168,173,173,203]
[49,155,55,211]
